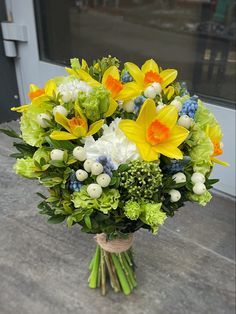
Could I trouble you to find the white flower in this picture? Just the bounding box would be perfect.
[57,79,92,103]
[83,118,140,169]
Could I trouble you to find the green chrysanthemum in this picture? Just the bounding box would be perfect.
[124,200,141,220]
[14,157,38,179]
[140,202,167,234]
[188,190,212,206]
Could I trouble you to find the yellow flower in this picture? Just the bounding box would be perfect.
[122,59,177,100]
[119,99,189,161]
[50,104,103,140]
[11,79,57,113]
[206,124,229,166]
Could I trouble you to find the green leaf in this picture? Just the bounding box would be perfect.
[13,142,36,157]
[45,136,75,151]
[84,215,92,229]
[36,192,47,199]
[47,215,66,224]
[118,164,129,172]
[50,160,66,168]
[0,128,20,138]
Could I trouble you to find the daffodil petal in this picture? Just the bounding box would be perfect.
[87,119,104,136]
[119,120,146,144]
[211,157,229,166]
[11,104,29,112]
[74,103,87,121]
[44,79,57,96]
[125,62,144,87]
[136,142,158,161]
[65,67,79,77]
[156,105,178,129]
[164,125,189,146]
[102,66,120,85]
[154,144,183,159]
[141,59,159,74]
[50,131,77,140]
[164,86,175,100]
[55,113,71,133]
[136,99,158,130]
[160,69,177,88]
[118,82,141,101]
[77,69,101,87]
[81,59,88,70]
[105,98,118,117]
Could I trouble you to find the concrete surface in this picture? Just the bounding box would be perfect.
[0,121,235,314]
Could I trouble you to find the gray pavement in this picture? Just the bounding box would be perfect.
[0,120,235,314]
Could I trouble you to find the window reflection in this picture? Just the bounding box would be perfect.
[34,0,236,104]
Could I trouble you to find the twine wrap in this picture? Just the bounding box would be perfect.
[94,233,134,253]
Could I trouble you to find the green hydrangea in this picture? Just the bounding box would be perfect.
[14,157,38,179]
[195,100,218,130]
[72,186,120,214]
[187,123,213,175]
[124,201,141,220]
[188,190,212,206]
[140,202,167,234]
[20,100,53,147]
[78,86,110,121]
[120,160,163,201]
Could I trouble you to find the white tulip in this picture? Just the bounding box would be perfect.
[152,82,162,94]
[169,189,181,202]
[75,169,88,181]
[73,146,87,161]
[170,99,182,111]
[191,172,205,184]
[123,100,135,113]
[53,105,68,117]
[96,173,111,187]
[91,162,104,175]
[144,86,157,99]
[87,183,102,199]
[83,159,95,172]
[193,182,206,195]
[172,172,186,183]
[178,115,192,129]
[50,149,64,161]
[37,113,51,128]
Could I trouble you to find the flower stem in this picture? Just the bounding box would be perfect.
[111,253,131,295]
[89,245,100,288]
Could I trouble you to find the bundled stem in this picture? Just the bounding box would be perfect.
[88,245,137,295]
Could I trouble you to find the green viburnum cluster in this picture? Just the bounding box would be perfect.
[72,186,120,214]
[78,86,110,121]
[119,160,163,201]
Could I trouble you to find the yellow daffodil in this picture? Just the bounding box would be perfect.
[50,104,103,140]
[206,124,229,166]
[11,79,57,113]
[119,99,189,161]
[122,59,177,100]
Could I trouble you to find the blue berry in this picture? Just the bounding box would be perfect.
[121,71,133,83]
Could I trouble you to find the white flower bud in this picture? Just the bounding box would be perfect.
[169,189,181,202]
[87,183,102,199]
[91,162,104,175]
[50,149,64,161]
[83,159,94,172]
[156,103,166,112]
[178,115,192,129]
[96,173,111,187]
[53,105,68,117]
[220,142,224,149]
[144,86,157,99]
[193,182,206,195]
[172,172,186,183]
[170,99,182,111]
[191,172,205,184]
[152,82,162,94]
[123,100,135,113]
[61,91,72,103]
[37,113,51,128]
[73,146,87,161]
[75,169,88,181]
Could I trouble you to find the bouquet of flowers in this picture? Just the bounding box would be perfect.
[1,56,228,296]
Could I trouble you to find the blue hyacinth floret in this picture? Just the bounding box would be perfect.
[179,95,198,119]
[69,171,82,192]
[180,81,189,96]
[121,71,133,83]
[163,156,191,174]
[134,95,146,115]
[97,155,115,177]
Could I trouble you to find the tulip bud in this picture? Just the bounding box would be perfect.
[75,169,88,181]
[87,183,102,199]
[73,146,87,161]
[96,173,111,187]
[169,189,181,202]
[37,113,51,128]
[193,182,206,195]
[50,149,64,161]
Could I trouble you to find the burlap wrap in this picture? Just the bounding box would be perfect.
[94,233,134,253]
